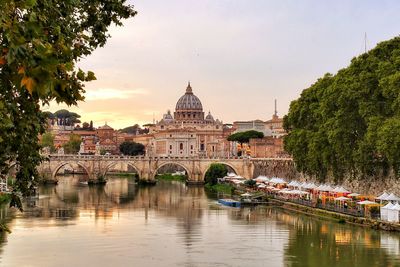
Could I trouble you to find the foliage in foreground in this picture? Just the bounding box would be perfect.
[0,0,136,209]
[283,36,400,181]
[204,163,228,186]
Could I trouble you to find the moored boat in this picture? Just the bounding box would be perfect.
[218,198,241,208]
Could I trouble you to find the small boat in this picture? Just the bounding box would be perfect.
[218,198,241,208]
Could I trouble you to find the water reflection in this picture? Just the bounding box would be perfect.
[0,176,399,266]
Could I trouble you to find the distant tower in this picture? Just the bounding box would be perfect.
[273,99,278,120]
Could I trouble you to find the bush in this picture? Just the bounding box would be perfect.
[204,163,228,185]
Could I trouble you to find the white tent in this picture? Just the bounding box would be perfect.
[333,186,350,194]
[304,183,317,190]
[269,177,287,184]
[388,203,400,223]
[376,192,389,201]
[348,193,360,197]
[255,175,269,183]
[386,193,400,203]
[381,202,394,221]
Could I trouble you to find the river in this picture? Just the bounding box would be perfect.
[0,175,399,267]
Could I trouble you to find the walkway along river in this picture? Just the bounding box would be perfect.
[0,175,399,266]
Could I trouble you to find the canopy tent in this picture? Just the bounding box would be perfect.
[381,202,394,221]
[288,181,301,187]
[333,186,351,194]
[255,176,270,183]
[388,203,400,223]
[386,193,400,203]
[269,177,287,184]
[316,184,334,192]
[376,192,389,201]
[348,193,360,197]
[304,182,317,190]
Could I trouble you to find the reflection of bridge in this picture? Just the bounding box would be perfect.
[38,155,263,183]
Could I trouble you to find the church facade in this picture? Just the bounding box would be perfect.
[139,83,234,157]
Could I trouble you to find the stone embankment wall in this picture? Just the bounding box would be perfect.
[253,160,400,195]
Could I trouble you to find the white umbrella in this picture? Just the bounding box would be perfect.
[357,200,378,205]
[334,196,351,201]
[348,193,360,197]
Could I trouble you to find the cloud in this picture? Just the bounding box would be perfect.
[84,88,148,101]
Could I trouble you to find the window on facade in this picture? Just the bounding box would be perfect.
[190,145,193,150]
[180,143,183,150]
[200,144,205,151]
[212,146,215,152]
[170,145,172,149]
[161,125,164,129]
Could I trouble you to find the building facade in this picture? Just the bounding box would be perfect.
[142,83,231,157]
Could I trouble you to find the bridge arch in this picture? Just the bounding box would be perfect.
[202,162,240,181]
[102,161,141,179]
[52,161,90,180]
[153,162,191,180]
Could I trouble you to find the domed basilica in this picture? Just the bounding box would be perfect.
[144,83,233,157]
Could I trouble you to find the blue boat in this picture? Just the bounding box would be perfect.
[218,198,241,208]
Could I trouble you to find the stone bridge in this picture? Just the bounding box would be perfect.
[37,155,293,184]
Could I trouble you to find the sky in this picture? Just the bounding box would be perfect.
[46,0,400,129]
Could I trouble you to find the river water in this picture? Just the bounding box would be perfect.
[0,175,399,267]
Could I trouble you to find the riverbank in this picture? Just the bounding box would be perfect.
[205,183,235,195]
[271,198,400,232]
[156,174,186,182]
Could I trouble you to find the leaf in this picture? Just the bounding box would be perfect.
[21,76,36,94]
[18,66,25,74]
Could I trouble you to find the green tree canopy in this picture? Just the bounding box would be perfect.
[40,132,55,152]
[227,130,264,144]
[0,0,136,208]
[119,141,145,156]
[283,36,400,181]
[204,163,228,185]
[63,134,81,154]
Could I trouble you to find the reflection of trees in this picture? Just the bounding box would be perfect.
[282,210,400,266]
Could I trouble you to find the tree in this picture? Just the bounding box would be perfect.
[204,163,228,185]
[63,134,81,154]
[40,132,55,153]
[227,130,264,144]
[82,122,90,130]
[119,141,145,156]
[283,36,400,181]
[0,1,136,208]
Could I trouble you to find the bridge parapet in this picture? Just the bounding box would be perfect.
[39,154,292,183]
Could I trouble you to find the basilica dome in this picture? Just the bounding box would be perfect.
[174,83,205,121]
[175,83,203,111]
